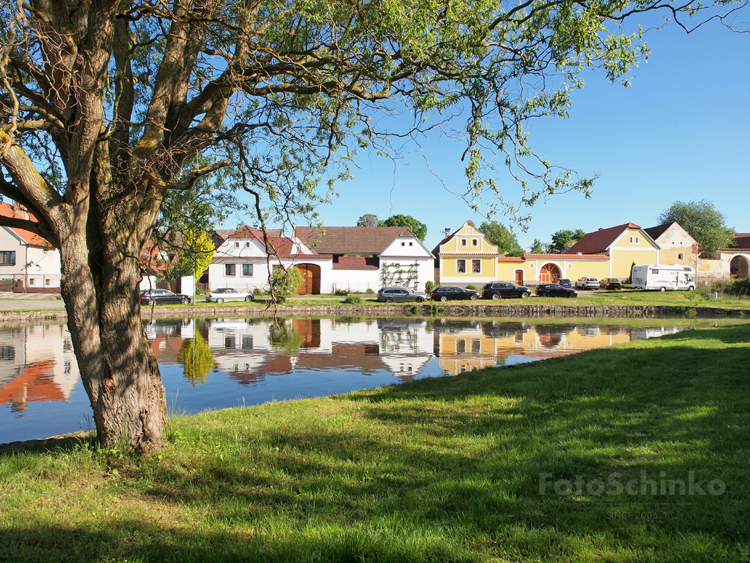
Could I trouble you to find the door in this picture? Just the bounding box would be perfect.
[514,270,523,285]
[296,264,321,294]
[539,263,561,284]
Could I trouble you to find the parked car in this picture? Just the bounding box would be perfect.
[558,278,573,289]
[535,284,578,298]
[377,287,428,303]
[205,287,254,303]
[482,281,531,300]
[430,286,480,302]
[575,277,599,290]
[140,289,191,305]
[599,278,623,290]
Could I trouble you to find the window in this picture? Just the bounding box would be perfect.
[472,239,478,246]
[242,263,253,276]
[457,259,466,273]
[461,238,467,246]
[471,339,481,353]
[401,242,405,246]
[409,242,413,246]
[0,251,15,265]
[241,336,253,350]
[678,253,684,260]
[629,236,633,243]
[456,340,466,353]
[472,259,481,273]
[225,264,236,276]
[224,336,236,349]
[235,242,240,248]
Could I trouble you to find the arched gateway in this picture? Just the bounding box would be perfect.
[539,263,561,283]
[296,264,321,294]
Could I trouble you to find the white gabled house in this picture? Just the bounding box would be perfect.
[0,202,61,292]
[202,225,435,294]
[293,226,435,293]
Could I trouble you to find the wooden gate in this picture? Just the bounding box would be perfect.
[514,270,524,285]
[296,264,321,294]
[539,263,561,283]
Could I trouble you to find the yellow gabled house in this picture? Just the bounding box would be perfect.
[432,221,499,286]
[567,223,660,279]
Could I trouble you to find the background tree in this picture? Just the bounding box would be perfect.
[177,332,215,386]
[478,221,524,256]
[173,231,215,282]
[381,215,428,242]
[529,239,551,254]
[0,0,740,451]
[269,266,305,303]
[549,229,586,253]
[658,200,735,259]
[356,214,380,227]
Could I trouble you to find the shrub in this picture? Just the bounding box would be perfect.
[268,266,304,303]
[466,284,477,290]
[425,280,434,293]
[343,295,362,304]
[334,288,349,296]
[365,288,375,295]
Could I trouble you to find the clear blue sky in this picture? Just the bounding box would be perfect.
[231,13,750,252]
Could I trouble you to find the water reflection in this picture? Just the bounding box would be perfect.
[0,317,726,443]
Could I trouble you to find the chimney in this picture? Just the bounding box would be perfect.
[444,228,451,238]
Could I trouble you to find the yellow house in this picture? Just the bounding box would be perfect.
[432,221,498,286]
[497,253,610,284]
[567,223,660,279]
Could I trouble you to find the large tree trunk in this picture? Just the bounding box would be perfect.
[59,211,166,452]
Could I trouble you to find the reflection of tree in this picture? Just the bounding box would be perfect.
[270,323,304,356]
[177,332,215,385]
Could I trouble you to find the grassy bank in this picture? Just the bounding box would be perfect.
[1,324,749,562]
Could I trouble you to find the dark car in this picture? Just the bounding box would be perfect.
[558,278,573,289]
[535,284,578,298]
[377,287,428,303]
[599,278,623,290]
[430,286,480,302]
[482,281,531,300]
[140,289,191,305]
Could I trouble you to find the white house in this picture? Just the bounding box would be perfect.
[0,202,61,292]
[293,226,435,293]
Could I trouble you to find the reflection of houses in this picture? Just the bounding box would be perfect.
[0,202,61,292]
[203,317,434,381]
[0,325,79,412]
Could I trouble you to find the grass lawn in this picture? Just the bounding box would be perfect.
[1,324,749,562]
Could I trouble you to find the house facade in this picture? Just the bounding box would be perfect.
[644,222,699,269]
[294,226,434,293]
[496,253,611,285]
[567,223,660,279]
[0,202,61,292]
[432,221,499,287]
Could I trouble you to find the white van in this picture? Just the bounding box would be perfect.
[631,265,696,292]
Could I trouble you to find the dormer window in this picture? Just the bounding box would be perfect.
[461,238,467,247]
[472,239,478,246]
[678,253,684,260]
[409,242,413,246]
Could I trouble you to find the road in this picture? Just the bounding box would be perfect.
[0,292,65,310]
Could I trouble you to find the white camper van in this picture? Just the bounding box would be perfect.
[631,265,696,292]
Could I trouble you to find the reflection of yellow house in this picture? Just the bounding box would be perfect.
[437,332,499,375]
[568,223,660,279]
[433,221,498,286]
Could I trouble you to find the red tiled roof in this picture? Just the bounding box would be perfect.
[294,226,414,255]
[0,202,51,247]
[567,223,642,254]
[733,234,750,249]
[332,256,379,270]
[643,224,671,241]
[497,256,525,262]
[524,253,610,259]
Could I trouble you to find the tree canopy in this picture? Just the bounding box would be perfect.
[0,0,742,451]
[357,214,380,227]
[381,215,427,241]
[658,200,735,259]
[478,221,524,256]
[549,229,586,253]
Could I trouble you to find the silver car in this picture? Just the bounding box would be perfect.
[377,287,428,303]
[205,287,254,303]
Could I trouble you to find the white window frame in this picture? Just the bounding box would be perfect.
[457,259,466,273]
[471,259,481,273]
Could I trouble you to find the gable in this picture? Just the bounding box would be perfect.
[436,221,498,255]
[569,223,645,254]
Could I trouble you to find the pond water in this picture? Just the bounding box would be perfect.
[0,316,740,444]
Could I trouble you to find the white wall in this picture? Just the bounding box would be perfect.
[329,268,380,293]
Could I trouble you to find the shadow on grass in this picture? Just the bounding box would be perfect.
[2,325,748,562]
